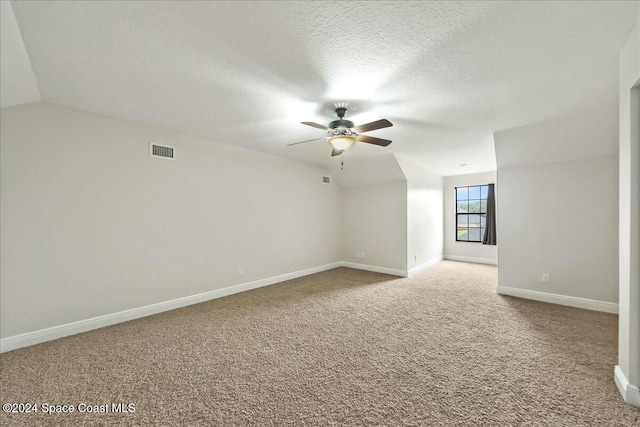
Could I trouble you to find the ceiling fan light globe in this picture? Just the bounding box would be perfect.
[328,135,355,151]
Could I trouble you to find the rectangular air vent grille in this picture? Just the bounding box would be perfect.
[322,176,331,183]
[150,143,175,159]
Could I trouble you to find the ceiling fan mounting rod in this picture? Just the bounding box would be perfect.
[328,106,354,129]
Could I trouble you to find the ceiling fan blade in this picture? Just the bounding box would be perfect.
[352,119,393,133]
[301,121,329,130]
[287,137,325,147]
[331,147,343,157]
[356,134,392,147]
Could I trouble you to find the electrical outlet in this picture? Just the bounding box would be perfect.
[542,274,550,283]
[237,267,243,276]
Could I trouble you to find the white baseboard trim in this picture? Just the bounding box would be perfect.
[0,260,431,353]
[444,255,498,265]
[615,365,640,407]
[497,285,619,314]
[339,261,407,278]
[0,262,342,354]
[408,256,443,277]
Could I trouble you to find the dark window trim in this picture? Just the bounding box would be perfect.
[455,185,489,243]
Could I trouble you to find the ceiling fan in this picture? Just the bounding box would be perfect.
[288,104,393,157]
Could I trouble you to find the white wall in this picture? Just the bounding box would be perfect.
[443,171,497,264]
[341,180,407,274]
[0,103,342,338]
[617,16,640,406]
[496,155,618,303]
[329,152,406,188]
[395,156,443,273]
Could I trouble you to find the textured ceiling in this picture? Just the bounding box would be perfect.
[9,1,640,176]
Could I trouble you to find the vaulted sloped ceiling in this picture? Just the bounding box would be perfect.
[7,1,640,176]
[0,1,41,108]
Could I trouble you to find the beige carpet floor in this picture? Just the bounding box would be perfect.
[1,261,638,426]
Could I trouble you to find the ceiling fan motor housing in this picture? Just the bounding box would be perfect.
[328,119,354,129]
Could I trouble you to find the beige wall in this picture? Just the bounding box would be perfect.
[396,156,444,273]
[0,103,343,337]
[341,180,407,273]
[496,155,618,303]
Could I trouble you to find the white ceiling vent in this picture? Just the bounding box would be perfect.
[149,142,175,160]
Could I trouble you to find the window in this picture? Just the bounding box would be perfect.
[456,185,489,242]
